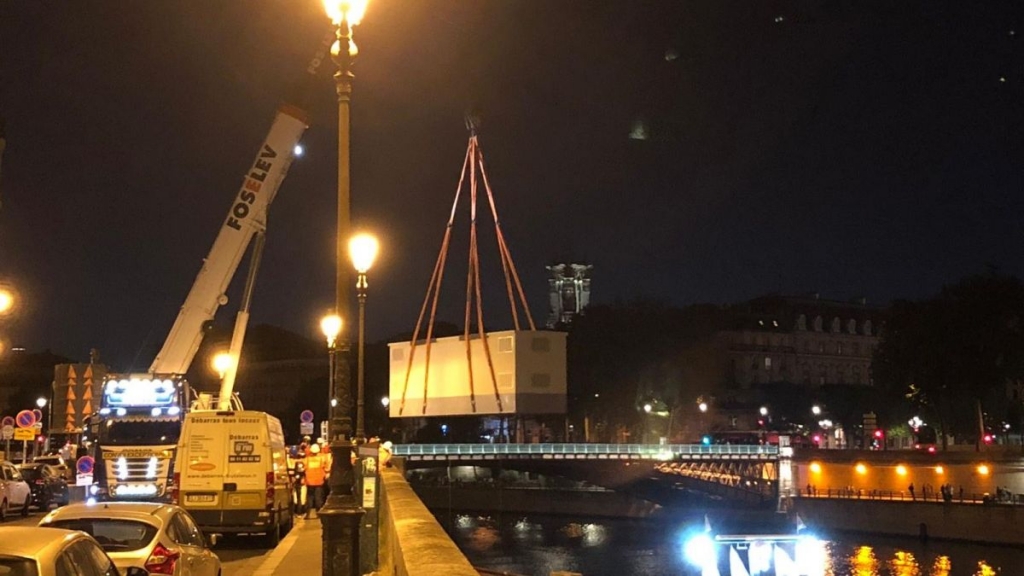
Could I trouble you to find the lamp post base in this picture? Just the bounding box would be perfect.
[320,505,364,576]
[320,439,365,576]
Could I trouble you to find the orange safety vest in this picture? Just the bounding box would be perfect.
[305,453,328,486]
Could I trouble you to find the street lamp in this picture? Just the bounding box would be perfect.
[349,232,378,442]
[698,402,708,413]
[811,405,822,416]
[381,396,390,409]
[212,352,235,380]
[36,397,46,409]
[322,1,370,573]
[0,288,13,315]
[643,403,653,413]
[320,314,343,439]
[759,406,769,417]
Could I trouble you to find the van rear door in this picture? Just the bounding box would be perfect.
[180,414,229,511]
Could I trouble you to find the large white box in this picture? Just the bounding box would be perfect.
[388,330,567,417]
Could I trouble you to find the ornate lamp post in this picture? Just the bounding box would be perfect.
[320,1,369,574]
[320,314,343,438]
[348,232,378,442]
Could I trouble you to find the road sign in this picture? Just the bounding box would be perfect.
[1,425,12,440]
[32,409,43,422]
[15,410,36,429]
[14,428,35,441]
[300,410,314,424]
[300,422,314,436]
[76,456,95,475]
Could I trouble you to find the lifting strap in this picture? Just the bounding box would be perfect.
[397,131,534,416]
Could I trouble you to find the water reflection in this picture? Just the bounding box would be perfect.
[443,512,1024,576]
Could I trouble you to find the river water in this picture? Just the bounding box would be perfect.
[442,511,1024,576]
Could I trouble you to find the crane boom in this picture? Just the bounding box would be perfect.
[149,104,308,376]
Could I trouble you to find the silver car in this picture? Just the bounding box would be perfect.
[0,526,122,576]
[0,460,32,520]
[39,502,220,576]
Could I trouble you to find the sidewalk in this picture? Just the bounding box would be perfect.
[253,516,322,576]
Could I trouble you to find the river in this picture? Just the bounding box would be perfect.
[440,510,1024,576]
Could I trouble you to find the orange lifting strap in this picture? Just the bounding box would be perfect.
[397,130,536,416]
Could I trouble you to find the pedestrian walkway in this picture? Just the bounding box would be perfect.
[253,516,322,576]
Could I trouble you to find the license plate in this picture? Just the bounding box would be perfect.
[186,494,216,503]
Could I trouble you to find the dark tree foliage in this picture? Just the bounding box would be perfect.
[873,273,1024,448]
[566,300,728,437]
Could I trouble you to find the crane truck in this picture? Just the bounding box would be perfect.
[87,105,308,502]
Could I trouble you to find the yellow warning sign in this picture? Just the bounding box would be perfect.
[14,428,35,441]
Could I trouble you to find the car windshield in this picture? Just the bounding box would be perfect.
[0,557,38,576]
[16,466,42,481]
[99,420,181,445]
[45,520,158,552]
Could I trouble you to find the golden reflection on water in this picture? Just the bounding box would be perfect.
[850,545,879,576]
[974,561,998,576]
[887,551,920,576]
[931,555,951,576]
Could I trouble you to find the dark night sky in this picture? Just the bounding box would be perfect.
[1,1,1022,369]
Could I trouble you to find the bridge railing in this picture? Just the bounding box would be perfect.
[392,443,779,457]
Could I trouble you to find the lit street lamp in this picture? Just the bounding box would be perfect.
[381,396,390,409]
[759,406,769,417]
[698,402,708,413]
[643,403,653,413]
[811,405,822,416]
[349,232,378,442]
[320,314,343,439]
[212,352,235,380]
[0,288,13,315]
[321,1,371,573]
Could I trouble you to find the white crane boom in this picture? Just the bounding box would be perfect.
[149,104,308,376]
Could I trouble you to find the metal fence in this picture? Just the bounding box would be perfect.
[392,443,779,457]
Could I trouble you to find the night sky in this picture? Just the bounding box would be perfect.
[1,1,1022,369]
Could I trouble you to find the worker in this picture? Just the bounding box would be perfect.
[304,443,328,518]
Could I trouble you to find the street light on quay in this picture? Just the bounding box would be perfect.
[698,402,708,413]
[811,405,822,416]
[759,406,769,417]
[321,2,371,569]
[0,288,13,315]
[320,313,343,437]
[211,352,235,380]
[349,232,379,442]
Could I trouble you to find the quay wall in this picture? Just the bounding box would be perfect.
[794,497,1024,546]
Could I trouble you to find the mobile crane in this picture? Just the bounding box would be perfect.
[89,105,308,501]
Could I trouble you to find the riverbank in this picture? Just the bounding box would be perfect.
[794,496,1024,546]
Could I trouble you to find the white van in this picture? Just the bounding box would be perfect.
[172,410,293,545]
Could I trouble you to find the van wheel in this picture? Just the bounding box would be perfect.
[20,497,29,517]
[264,523,281,548]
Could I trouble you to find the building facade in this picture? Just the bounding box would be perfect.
[721,294,883,390]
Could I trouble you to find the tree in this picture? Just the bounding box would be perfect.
[874,273,1024,449]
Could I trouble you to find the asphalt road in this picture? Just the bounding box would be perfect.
[4,507,276,576]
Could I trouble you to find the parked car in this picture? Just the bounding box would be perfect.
[39,502,221,576]
[0,460,31,520]
[33,455,74,482]
[0,526,135,576]
[18,463,70,509]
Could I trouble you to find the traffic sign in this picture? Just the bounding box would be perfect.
[1,425,12,440]
[15,410,36,429]
[300,410,314,424]
[76,456,95,475]
[300,422,314,436]
[1,416,13,428]
[14,428,35,441]
[32,409,43,422]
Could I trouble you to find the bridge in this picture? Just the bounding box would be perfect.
[393,443,783,504]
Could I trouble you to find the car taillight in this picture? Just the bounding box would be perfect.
[266,471,275,508]
[34,480,44,485]
[144,543,179,575]
[170,472,180,504]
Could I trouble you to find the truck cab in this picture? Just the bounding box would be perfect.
[90,377,187,502]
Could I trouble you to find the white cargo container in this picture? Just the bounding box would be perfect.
[389,330,567,417]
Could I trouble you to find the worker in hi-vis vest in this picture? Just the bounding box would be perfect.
[304,443,328,517]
